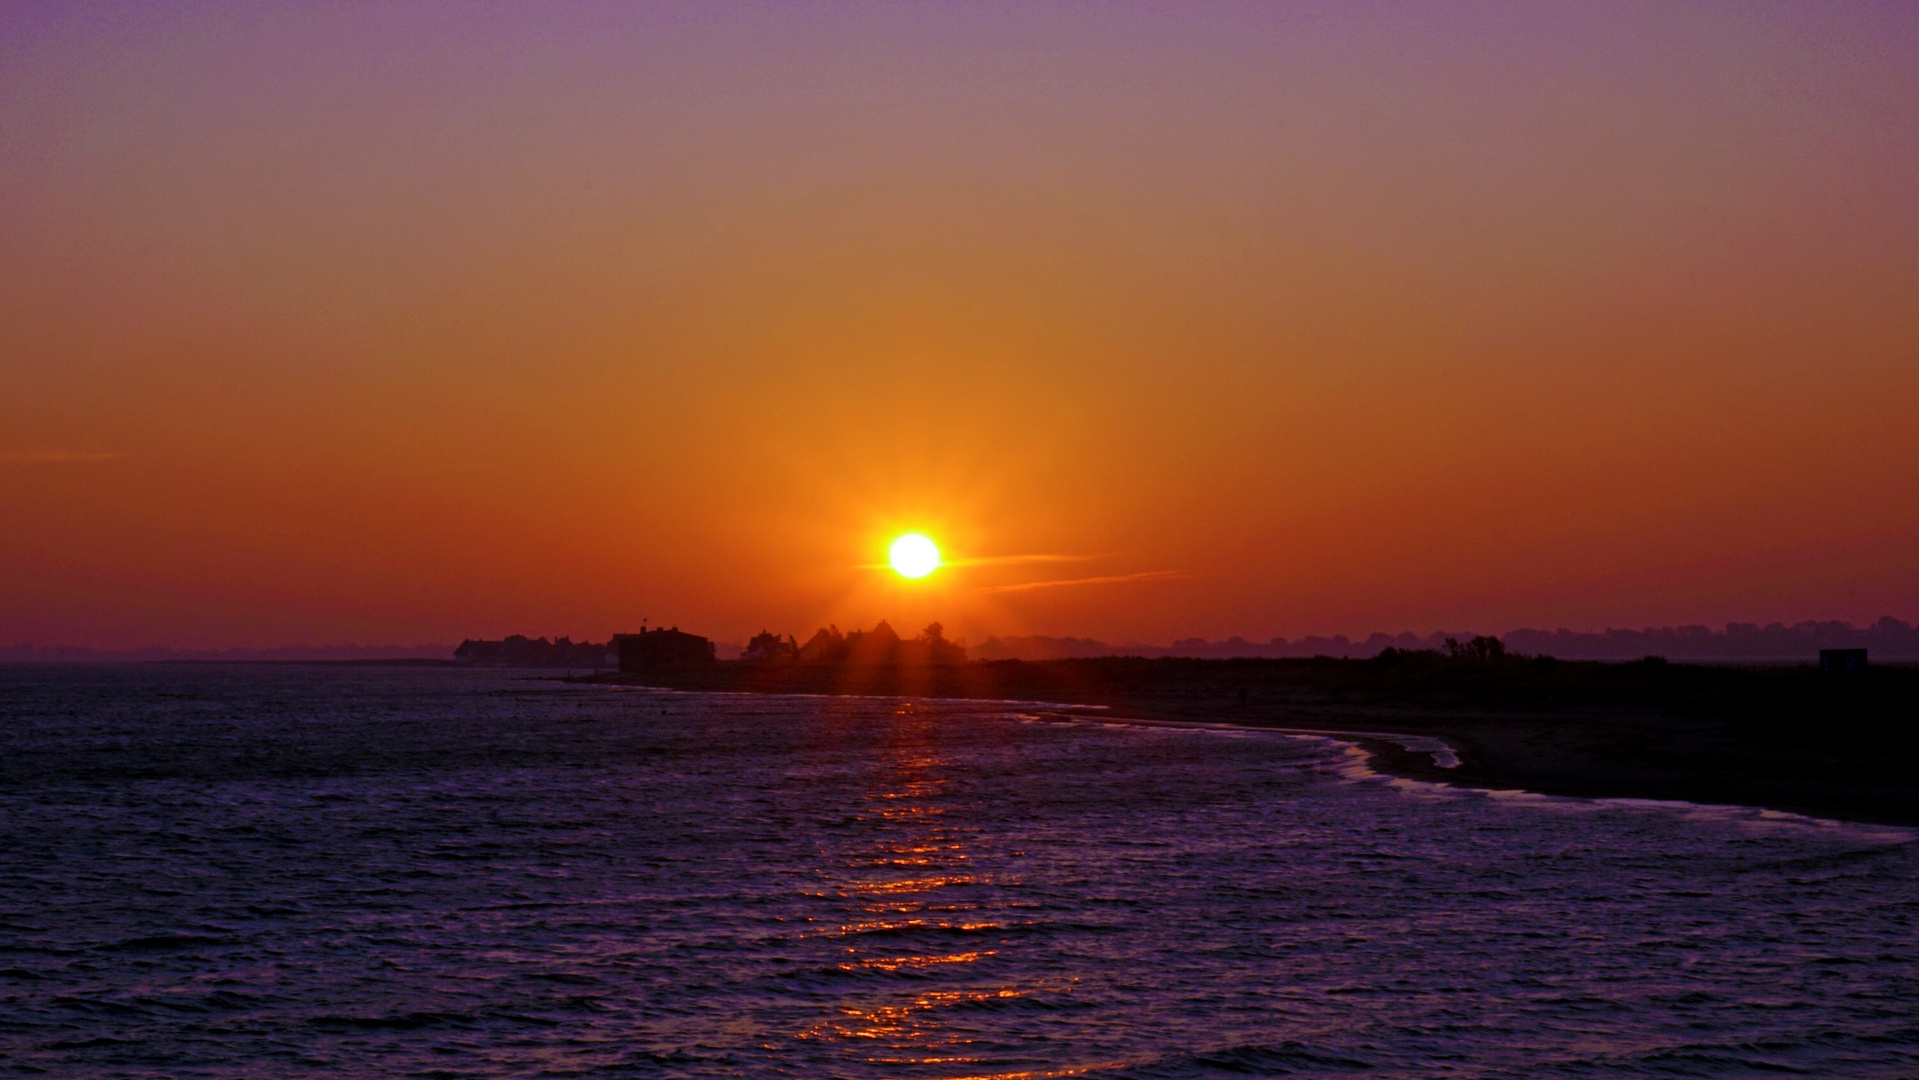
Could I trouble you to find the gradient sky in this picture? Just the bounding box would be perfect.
[3,2,1917,649]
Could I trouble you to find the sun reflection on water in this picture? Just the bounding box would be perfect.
[800,701,1039,1070]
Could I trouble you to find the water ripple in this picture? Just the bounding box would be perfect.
[0,665,1913,1077]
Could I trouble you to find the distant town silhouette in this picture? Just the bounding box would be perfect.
[7,617,1916,666]
[971,618,1919,662]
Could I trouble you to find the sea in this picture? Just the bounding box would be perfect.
[0,664,1914,1078]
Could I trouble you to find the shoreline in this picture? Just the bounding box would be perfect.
[1018,709,1463,771]
[1023,709,1919,832]
[569,661,1919,828]
[1027,707,1919,828]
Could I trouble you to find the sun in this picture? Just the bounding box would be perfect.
[888,533,941,579]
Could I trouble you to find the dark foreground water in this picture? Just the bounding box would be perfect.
[0,666,1914,1078]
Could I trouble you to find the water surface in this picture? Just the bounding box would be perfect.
[0,665,1913,1077]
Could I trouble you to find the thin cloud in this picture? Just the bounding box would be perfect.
[946,553,1102,568]
[0,450,121,463]
[978,570,1187,594]
[855,552,1106,571]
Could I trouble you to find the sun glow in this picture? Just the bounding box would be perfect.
[888,534,942,579]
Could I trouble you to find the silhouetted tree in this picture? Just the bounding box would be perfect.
[913,622,966,664]
[1444,635,1506,661]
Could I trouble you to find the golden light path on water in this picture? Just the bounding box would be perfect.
[796,701,1062,1074]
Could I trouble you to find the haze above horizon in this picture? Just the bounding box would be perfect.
[3,3,1916,650]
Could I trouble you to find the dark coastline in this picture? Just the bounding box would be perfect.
[148,658,462,667]
[572,655,1919,827]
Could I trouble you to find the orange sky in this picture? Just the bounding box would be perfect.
[3,3,1916,649]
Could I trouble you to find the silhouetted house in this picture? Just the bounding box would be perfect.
[741,630,798,662]
[796,625,846,663]
[614,627,715,672]
[1819,648,1868,674]
[846,620,902,664]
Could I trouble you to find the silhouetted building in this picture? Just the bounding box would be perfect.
[741,630,798,662]
[846,619,902,664]
[1819,648,1868,674]
[796,625,845,662]
[615,627,715,672]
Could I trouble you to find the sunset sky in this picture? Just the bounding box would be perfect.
[3,2,1916,649]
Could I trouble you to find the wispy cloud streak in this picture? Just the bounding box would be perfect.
[855,553,1106,571]
[978,570,1186,594]
[0,450,121,463]
[946,553,1102,568]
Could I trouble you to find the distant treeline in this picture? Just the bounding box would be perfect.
[0,643,455,663]
[973,617,1919,662]
[1502,619,1919,660]
[13,616,1915,666]
[743,621,966,665]
[454,636,615,668]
